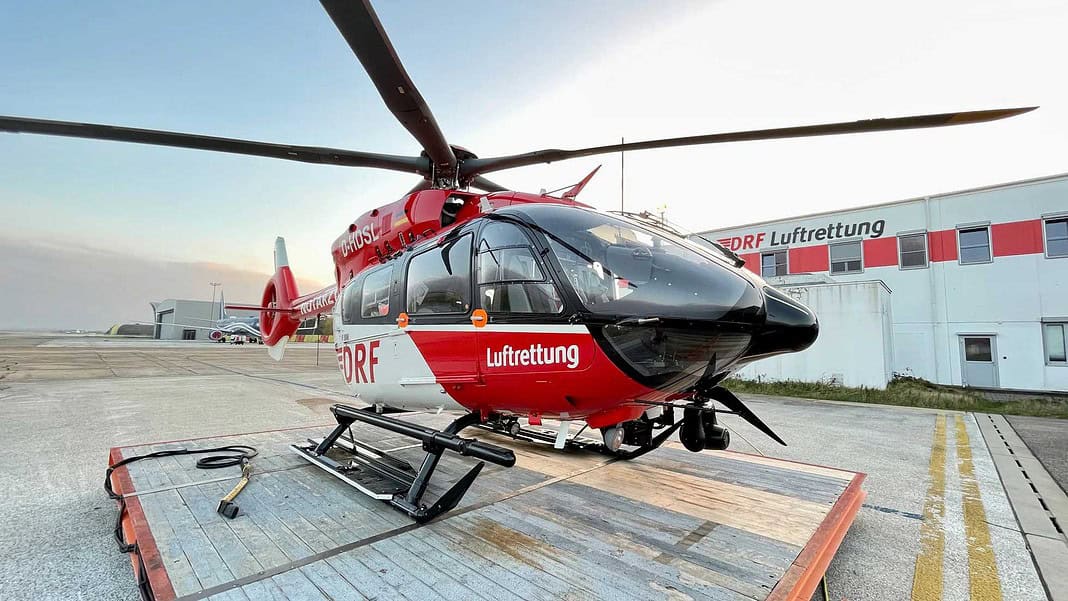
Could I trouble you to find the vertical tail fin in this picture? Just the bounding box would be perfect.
[260,237,302,360]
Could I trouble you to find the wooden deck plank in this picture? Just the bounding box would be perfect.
[237,579,289,601]
[201,479,317,562]
[297,561,367,601]
[218,474,338,555]
[487,498,757,601]
[397,532,528,601]
[204,588,251,601]
[373,538,488,601]
[134,488,203,596]
[198,479,293,572]
[476,504,739,601]
[407,526,561,601]
[570,461,830,546]
[269,569,333,601]
[345,546,451,601]
[514,478,803,593]
[152,489,236,590]
[177,483,266,580]
[445,512,633,600]
[499,494,772,599]
[113,419,865,601]
[322,552,412,601]
[421,521,574,600]
[706,450,855,481]
[648,450,849,504]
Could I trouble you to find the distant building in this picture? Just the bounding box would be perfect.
[695,172,1068,393]
[149,299,256,341]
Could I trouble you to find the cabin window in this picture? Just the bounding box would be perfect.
[760,250,787,277]
[829,241,862,274]
[899,233,928,269]
[477,222,563,314]
[405,234,473,314]
[360,266,393,318]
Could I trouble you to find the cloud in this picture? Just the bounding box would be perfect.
[0,237,326,330]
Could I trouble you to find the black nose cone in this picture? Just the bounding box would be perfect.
[745,286,819,358]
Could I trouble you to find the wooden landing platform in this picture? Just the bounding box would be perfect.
[108,413,865,601]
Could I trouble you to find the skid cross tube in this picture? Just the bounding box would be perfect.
[298,404,515,523]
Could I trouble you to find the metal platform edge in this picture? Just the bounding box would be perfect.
[108,446,179,601]
[108,431,868,601]
[767,471,867,601]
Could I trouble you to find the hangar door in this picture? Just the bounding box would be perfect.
[156,310,174,339]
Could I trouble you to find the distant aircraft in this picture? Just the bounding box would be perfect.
[208,296,262,342]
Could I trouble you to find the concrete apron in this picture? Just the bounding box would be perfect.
[976,413,1068,601]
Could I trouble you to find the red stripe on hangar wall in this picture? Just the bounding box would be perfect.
[739,252,760,274]
[992,219,1044,256]
[927,230,958,262]
[788,246,829,273]
[862,237,898,268]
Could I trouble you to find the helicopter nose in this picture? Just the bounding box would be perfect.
[745,286,819,358]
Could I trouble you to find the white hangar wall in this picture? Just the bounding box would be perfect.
[733,281,894,389]
[698,173,1068,393]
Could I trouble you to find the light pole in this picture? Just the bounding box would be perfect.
[209,282,222,322]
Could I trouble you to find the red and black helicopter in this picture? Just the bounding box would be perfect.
[1,1,1033,521]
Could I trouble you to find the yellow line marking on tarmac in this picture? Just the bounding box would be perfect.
[912,414,946,601]
[955,414,1002,601]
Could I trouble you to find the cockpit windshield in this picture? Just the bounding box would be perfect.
[513,204,762,324]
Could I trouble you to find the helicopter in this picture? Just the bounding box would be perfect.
[0,0,1033,522]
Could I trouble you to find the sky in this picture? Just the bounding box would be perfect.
[2,0,1066,329]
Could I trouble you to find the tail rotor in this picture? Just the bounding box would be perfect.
[260,237,302,360]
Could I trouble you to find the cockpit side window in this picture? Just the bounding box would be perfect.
[405,234,473,315]
[360,266,393,319]
[477,221,562,314]
[341,275,362,324]
[341,265,394,324]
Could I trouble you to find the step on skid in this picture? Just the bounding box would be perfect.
[291,404,516,523]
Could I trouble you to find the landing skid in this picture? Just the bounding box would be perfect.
[292,405,516,523]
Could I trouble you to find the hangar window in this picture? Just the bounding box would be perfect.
[829,241,862,274]
[1045,323,1067,364]
[1045,218,1068,258]
[898,234,928,269]
[958,226,991,264]
[406,234,473,315]
[760,250,787,277]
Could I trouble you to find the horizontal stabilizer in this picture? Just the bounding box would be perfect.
[224,304,298,313]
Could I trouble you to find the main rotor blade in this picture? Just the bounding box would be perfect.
[469,175,508,193]
[0,115,429,174]
[321,0,456,175]
[461,107,1037,178]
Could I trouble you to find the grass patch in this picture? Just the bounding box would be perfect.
[725,376,1068,419]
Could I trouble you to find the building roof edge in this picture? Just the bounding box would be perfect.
[697,171,1068,235]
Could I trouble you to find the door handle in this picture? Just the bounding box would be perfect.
[471,309,488,328]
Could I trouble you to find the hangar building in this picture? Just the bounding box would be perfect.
[150,299,258,341]
[150,299,223,341]
[695,172,1068,393]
